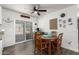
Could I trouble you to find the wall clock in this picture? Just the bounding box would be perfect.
[3,17,13,23]
[60,13,65,17]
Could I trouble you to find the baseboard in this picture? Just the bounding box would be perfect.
[61,47,79,53]
[3,44,15,49]
[15,39,33,45]
[3,39,33,48]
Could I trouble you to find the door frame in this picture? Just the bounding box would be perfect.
[15,20,33,44]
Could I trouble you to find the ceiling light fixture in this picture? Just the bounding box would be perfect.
[34,11,37,14]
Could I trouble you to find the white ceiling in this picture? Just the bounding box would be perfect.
[0,4,75,17]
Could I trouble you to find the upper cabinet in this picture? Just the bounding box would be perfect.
[0,6,2,24]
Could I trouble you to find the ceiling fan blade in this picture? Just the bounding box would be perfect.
[20,15,30,19]
[37,12,40,16]
[34,6,37,11]
[38,10,47,12]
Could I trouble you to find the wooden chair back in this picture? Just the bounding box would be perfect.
[51,31,57,37]
[52,33,63,54]
[57,33,63,45]
[35,32,42,48]
[34,32,48,54]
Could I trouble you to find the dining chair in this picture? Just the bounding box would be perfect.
[34,32,48,55]
[52,33,63,54]
[57,33,63,54]
[51,31,57,37]
[50,31,57,54]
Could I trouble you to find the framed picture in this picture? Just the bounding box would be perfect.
[68,18,73,25]
[50,18,57,29]
[35,23,37,25]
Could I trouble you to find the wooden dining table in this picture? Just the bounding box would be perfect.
[41,36,58,55]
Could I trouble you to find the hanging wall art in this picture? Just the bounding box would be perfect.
[68,18,73,25]
[60,13,65,18]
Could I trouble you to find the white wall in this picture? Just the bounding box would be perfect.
[0,8,36,47]
[77,5,79,17]
[0,6,2,24]
[38,5,78,52]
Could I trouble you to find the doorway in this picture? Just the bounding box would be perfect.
[15,20,33,43]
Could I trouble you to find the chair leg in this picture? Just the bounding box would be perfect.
[34,48,41,55]
[57,47,61,55]
[40,49,43,55]
[34,48,38,54]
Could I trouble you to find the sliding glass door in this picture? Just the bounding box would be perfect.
[25,22,33,40]
[15,20,25,42]
[15,20,33,43]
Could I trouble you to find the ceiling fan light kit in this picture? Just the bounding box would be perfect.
[34,11,37,14]
[31,5,47,16]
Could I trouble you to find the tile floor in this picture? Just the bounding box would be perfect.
[3,40,79,55]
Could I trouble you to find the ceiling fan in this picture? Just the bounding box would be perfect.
[31,5,47,16]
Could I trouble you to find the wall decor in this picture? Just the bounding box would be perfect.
[59,19,62,22]
[3,17,13,23]
[63,25,66,28]
[63,20,66,24]
[60,13,65,17]
[68,18,72,22]
[59,24,62,27]
[50,18,57,29]
[69,23,73,25]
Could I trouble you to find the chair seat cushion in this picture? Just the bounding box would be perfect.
[42,33,52,38]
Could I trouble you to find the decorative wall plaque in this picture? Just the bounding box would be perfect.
[60,13,65,17]
[63,20,66,24]
[59,24,62,27]
[68,18,72,22]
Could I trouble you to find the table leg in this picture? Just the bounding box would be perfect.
[48,41,51,55]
